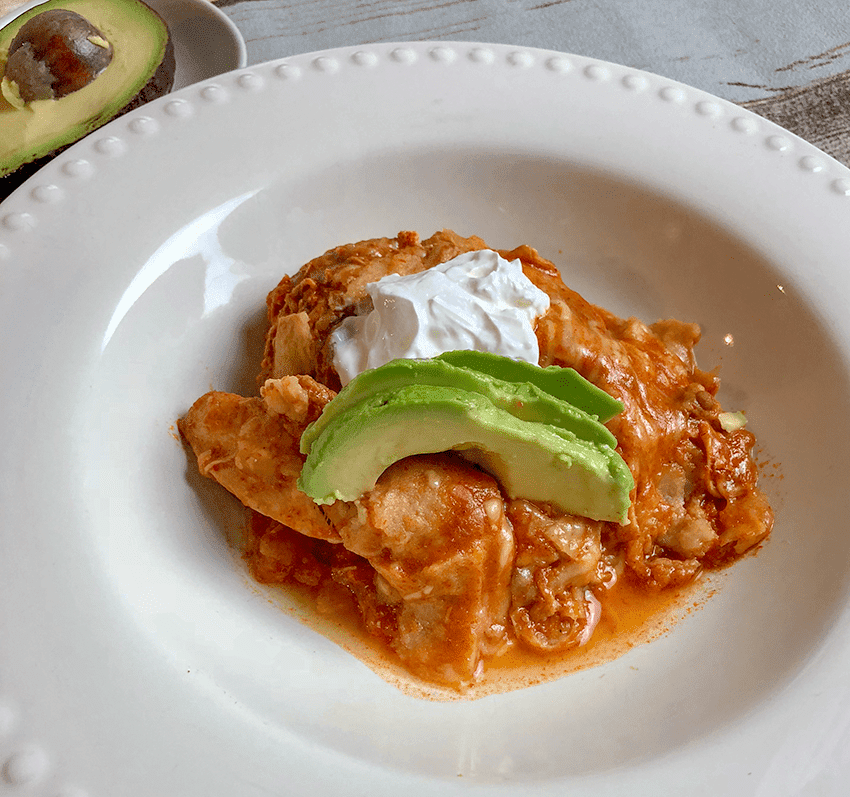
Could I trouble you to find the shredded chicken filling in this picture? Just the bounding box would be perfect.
[178,229,773,689]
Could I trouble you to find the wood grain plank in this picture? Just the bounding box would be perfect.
[743,69,850,168]
[223,0,483,39]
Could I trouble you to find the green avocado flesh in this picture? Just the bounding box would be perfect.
[300,355,618,453]
[1,0,173,188]
[299,381,634,524]
[436,350,624,422]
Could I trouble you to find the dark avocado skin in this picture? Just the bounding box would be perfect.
[0,4,175,202]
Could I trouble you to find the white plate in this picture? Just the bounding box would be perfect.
[0,0,247,89]
[1,43,850,796]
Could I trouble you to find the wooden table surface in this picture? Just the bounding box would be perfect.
[2,0,849,167]
[217,0,850,167]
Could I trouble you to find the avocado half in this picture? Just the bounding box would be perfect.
[0,0,175,199]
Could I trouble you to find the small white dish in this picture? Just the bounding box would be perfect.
[144,0,247,87]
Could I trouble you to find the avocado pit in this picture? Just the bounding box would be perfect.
[4,9,113,102]
[1,0,175,200]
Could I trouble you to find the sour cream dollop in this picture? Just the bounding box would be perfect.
[331,249,551,385]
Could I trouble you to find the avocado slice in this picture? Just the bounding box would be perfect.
[0,0,174,198]
[300,355,619,454]
[299,383,634,523]
[436,350,624,423]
